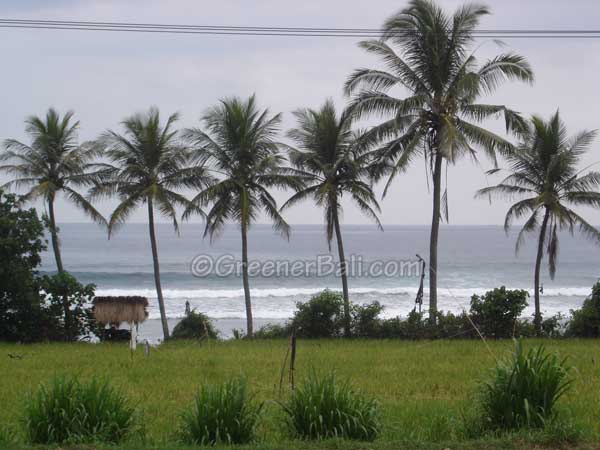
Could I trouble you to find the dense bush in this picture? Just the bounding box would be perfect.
[0,190,48,342]
[292,290,344,338]
[378,310,473,340]
[24,375,136,444]
[351,301,384,337]
[0,191,98,342]
[566,282,600,337]
[254,322,290,339]
[253,287,567,340]
[172,311,218,340]
[179,378,262,445]
[283,371,380,441]
[470,287,528,338]
[38,271,97,341]
[514,313,566,338]
[253,299,385,339]
[477,341,572,431]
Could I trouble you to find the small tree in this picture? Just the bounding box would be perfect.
[469,287,528,338]
[172,311,218,340]
[292,290,344,338]
[566,282,600,337]
[0,190,96,342]
[38,272,97,341]
[0,190,47,342]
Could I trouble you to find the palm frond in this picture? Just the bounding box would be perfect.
[515,208,540,254]
[63,187,107,226]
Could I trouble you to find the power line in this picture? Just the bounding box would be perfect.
[1,18,599,33]
[0,18,599,38]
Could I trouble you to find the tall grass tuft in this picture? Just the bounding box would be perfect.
[24,375,136,444]
[0,425,15,445]
[179,378,262,445]
[478,340,573,431]
[282,371,380,441]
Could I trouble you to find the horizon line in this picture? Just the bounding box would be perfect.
[52,222,540,227]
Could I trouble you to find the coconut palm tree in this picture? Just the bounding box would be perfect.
[0,108,106,273]
[477,111,600,333]
[282,99,382,337]
[182,95,303,338]
[91,108,211,340]
[344,0,533,321]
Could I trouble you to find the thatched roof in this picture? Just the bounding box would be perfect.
[93,296,149,325]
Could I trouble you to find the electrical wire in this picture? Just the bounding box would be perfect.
[0,18,599,38]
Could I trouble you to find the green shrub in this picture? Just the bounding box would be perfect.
[38,271,98,341]
[254,322,290,339]
[515,313,566,338]
[172,311,218,340]
[292,290,344,338]
[351,301,384,337]
[378,310,472,340]
[282,371,380,441]
[436,310,474,338]
[469,287,528,338]
[395,310,430,339]
[540,313,566,338]
[179,378,262,445]
[477,341,572,431]
[566,282,600,337]
[0,190,48,343]
[24,375,136,444]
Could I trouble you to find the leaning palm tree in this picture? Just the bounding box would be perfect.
[477,111,600,334]
[283,99,382,337]
[0,108,106,272]
[91,108,211,340]
[183,95,302,338]
[345,0,533,321]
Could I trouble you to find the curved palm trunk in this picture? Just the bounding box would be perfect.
[534,208,550,335]
[47,196,64,273]
[241,219,253,338]
[333,204,351,337]
[48,196,71,340]
[147,198,169,340]
[428,152,443,323]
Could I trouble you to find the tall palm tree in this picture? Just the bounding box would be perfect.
[477,111,600,334]
[183,95,302,338]
[0,108,106,273]
[91,108,211,340]
[283,99,382,337]
[344,0,533,321]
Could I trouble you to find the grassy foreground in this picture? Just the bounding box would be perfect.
[1,339,600,449]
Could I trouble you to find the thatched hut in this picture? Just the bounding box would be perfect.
[93,296,149,326]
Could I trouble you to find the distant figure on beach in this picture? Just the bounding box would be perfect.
[540,284,544,295]
[185,301,191,316]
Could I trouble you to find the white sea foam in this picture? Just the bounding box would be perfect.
[95,285,592,299]
[93,285,592,321]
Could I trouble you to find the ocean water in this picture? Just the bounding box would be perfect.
[42,223,599,327]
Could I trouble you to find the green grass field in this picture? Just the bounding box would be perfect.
[1,339,600,449]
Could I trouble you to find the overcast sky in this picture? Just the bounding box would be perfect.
[1,0,599,226]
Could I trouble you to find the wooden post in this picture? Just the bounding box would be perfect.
[289,327,297,390]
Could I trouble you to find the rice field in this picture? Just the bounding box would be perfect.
[1,338,600,449]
